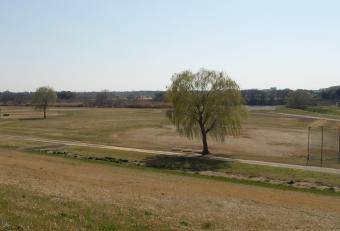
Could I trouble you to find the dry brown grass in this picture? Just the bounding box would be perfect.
[0,149,340,230]
[0,106,339,167]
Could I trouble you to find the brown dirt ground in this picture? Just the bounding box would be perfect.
[0,150,340,230]
[120,127,308,157]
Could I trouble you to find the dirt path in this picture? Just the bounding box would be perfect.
[272,112,340,122]
[0,151,340,230]
[1,134,340,175]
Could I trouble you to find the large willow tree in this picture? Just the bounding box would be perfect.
[166,69,246,155]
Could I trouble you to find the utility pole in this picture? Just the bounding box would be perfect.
[306,127,311,166]
[338,127,340,164]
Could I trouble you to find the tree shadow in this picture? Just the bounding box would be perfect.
[144,155,229,172]
[18,118,44,121]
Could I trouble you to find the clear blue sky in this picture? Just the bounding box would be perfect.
[1,0,339,92]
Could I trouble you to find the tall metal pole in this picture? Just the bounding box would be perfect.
[306,127,311,166]
[338,127,340,164]
[320,127,324,167]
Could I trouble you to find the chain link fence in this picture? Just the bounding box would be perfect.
[306,127,340,167]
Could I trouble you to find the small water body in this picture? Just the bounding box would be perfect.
[246,105,278,111]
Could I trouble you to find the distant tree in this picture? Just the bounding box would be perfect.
[153,92,165,102]
[241,88,292,105]
[287,89,312,109]
[57,91,76,102]
[32,87,57,119]
[126,94,136,101]
[13,92,32,105]
[321,86,340,101]
[166,69,246,155]
[0,91,15,105]
[95,90,112,107]
[276,88,293,105]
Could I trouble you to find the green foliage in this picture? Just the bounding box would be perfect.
[242,88,292,105]
[166,69,246,153]
[95,90,112,107]
[32,87,57,108]
[321,85,340,101]
[287,89,313,109]
[201,222,214,229]
[31,86,57,119]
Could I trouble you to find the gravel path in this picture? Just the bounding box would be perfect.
[1,134,340,175]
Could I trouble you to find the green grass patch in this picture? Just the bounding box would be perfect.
[305,106,340,116]
[276,106,340,119]
[64,146,156,161]
[221,162,340,187]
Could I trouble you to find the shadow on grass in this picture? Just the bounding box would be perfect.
[19,117,44,121]
[145,155,229,172]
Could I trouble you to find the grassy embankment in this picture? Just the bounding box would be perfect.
[1,145,340,230]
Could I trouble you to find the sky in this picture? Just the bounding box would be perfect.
[0,0,339,92]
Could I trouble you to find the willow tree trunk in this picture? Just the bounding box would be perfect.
[199,118,209,155]
[201,130,209,155]
[43,105,47,119]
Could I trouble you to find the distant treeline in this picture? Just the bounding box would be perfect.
[242,86,340,105]
[0,90,166,108]
[0,86,339,107]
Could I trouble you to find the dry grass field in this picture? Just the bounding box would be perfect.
[0,147,340,230]
[0,106,339,167]
[1,106,340,230]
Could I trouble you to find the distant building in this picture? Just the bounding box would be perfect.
[336,102,340,106]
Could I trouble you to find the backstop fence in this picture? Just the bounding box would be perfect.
[306,127,340,167]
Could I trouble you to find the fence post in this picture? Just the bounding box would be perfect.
[306,127,311,166]
[320,127,324,167]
